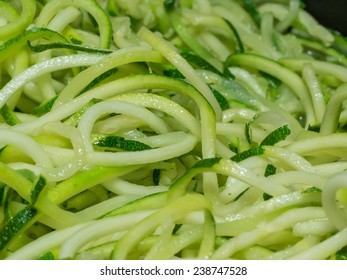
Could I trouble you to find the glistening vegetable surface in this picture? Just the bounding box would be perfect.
[1,0,347,260]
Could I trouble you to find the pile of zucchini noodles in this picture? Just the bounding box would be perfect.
[1,0,347,260]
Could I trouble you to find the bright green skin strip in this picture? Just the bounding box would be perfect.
[31,176,46,204]
[0,0,36,41]
[47,165,140,205]
[74,195,140,221]
[260,125,291,146]
[0,162,33,202]
[92,135,152,151]
[64,98,101,127]
[227,53,316,127]
[167,158,221,201]
[52,47,167,108]
[0,104,21,126]
[112,193,211,259]
[104,192,168,217]
[0,27,67,64]
[28,41,113,54]
[35,0,112,48]
[0,207,37,257]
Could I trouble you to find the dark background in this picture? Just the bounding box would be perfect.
[303,0,347,36]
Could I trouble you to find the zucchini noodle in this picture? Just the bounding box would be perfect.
[0,0,36,41]
[1,0,347,260]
